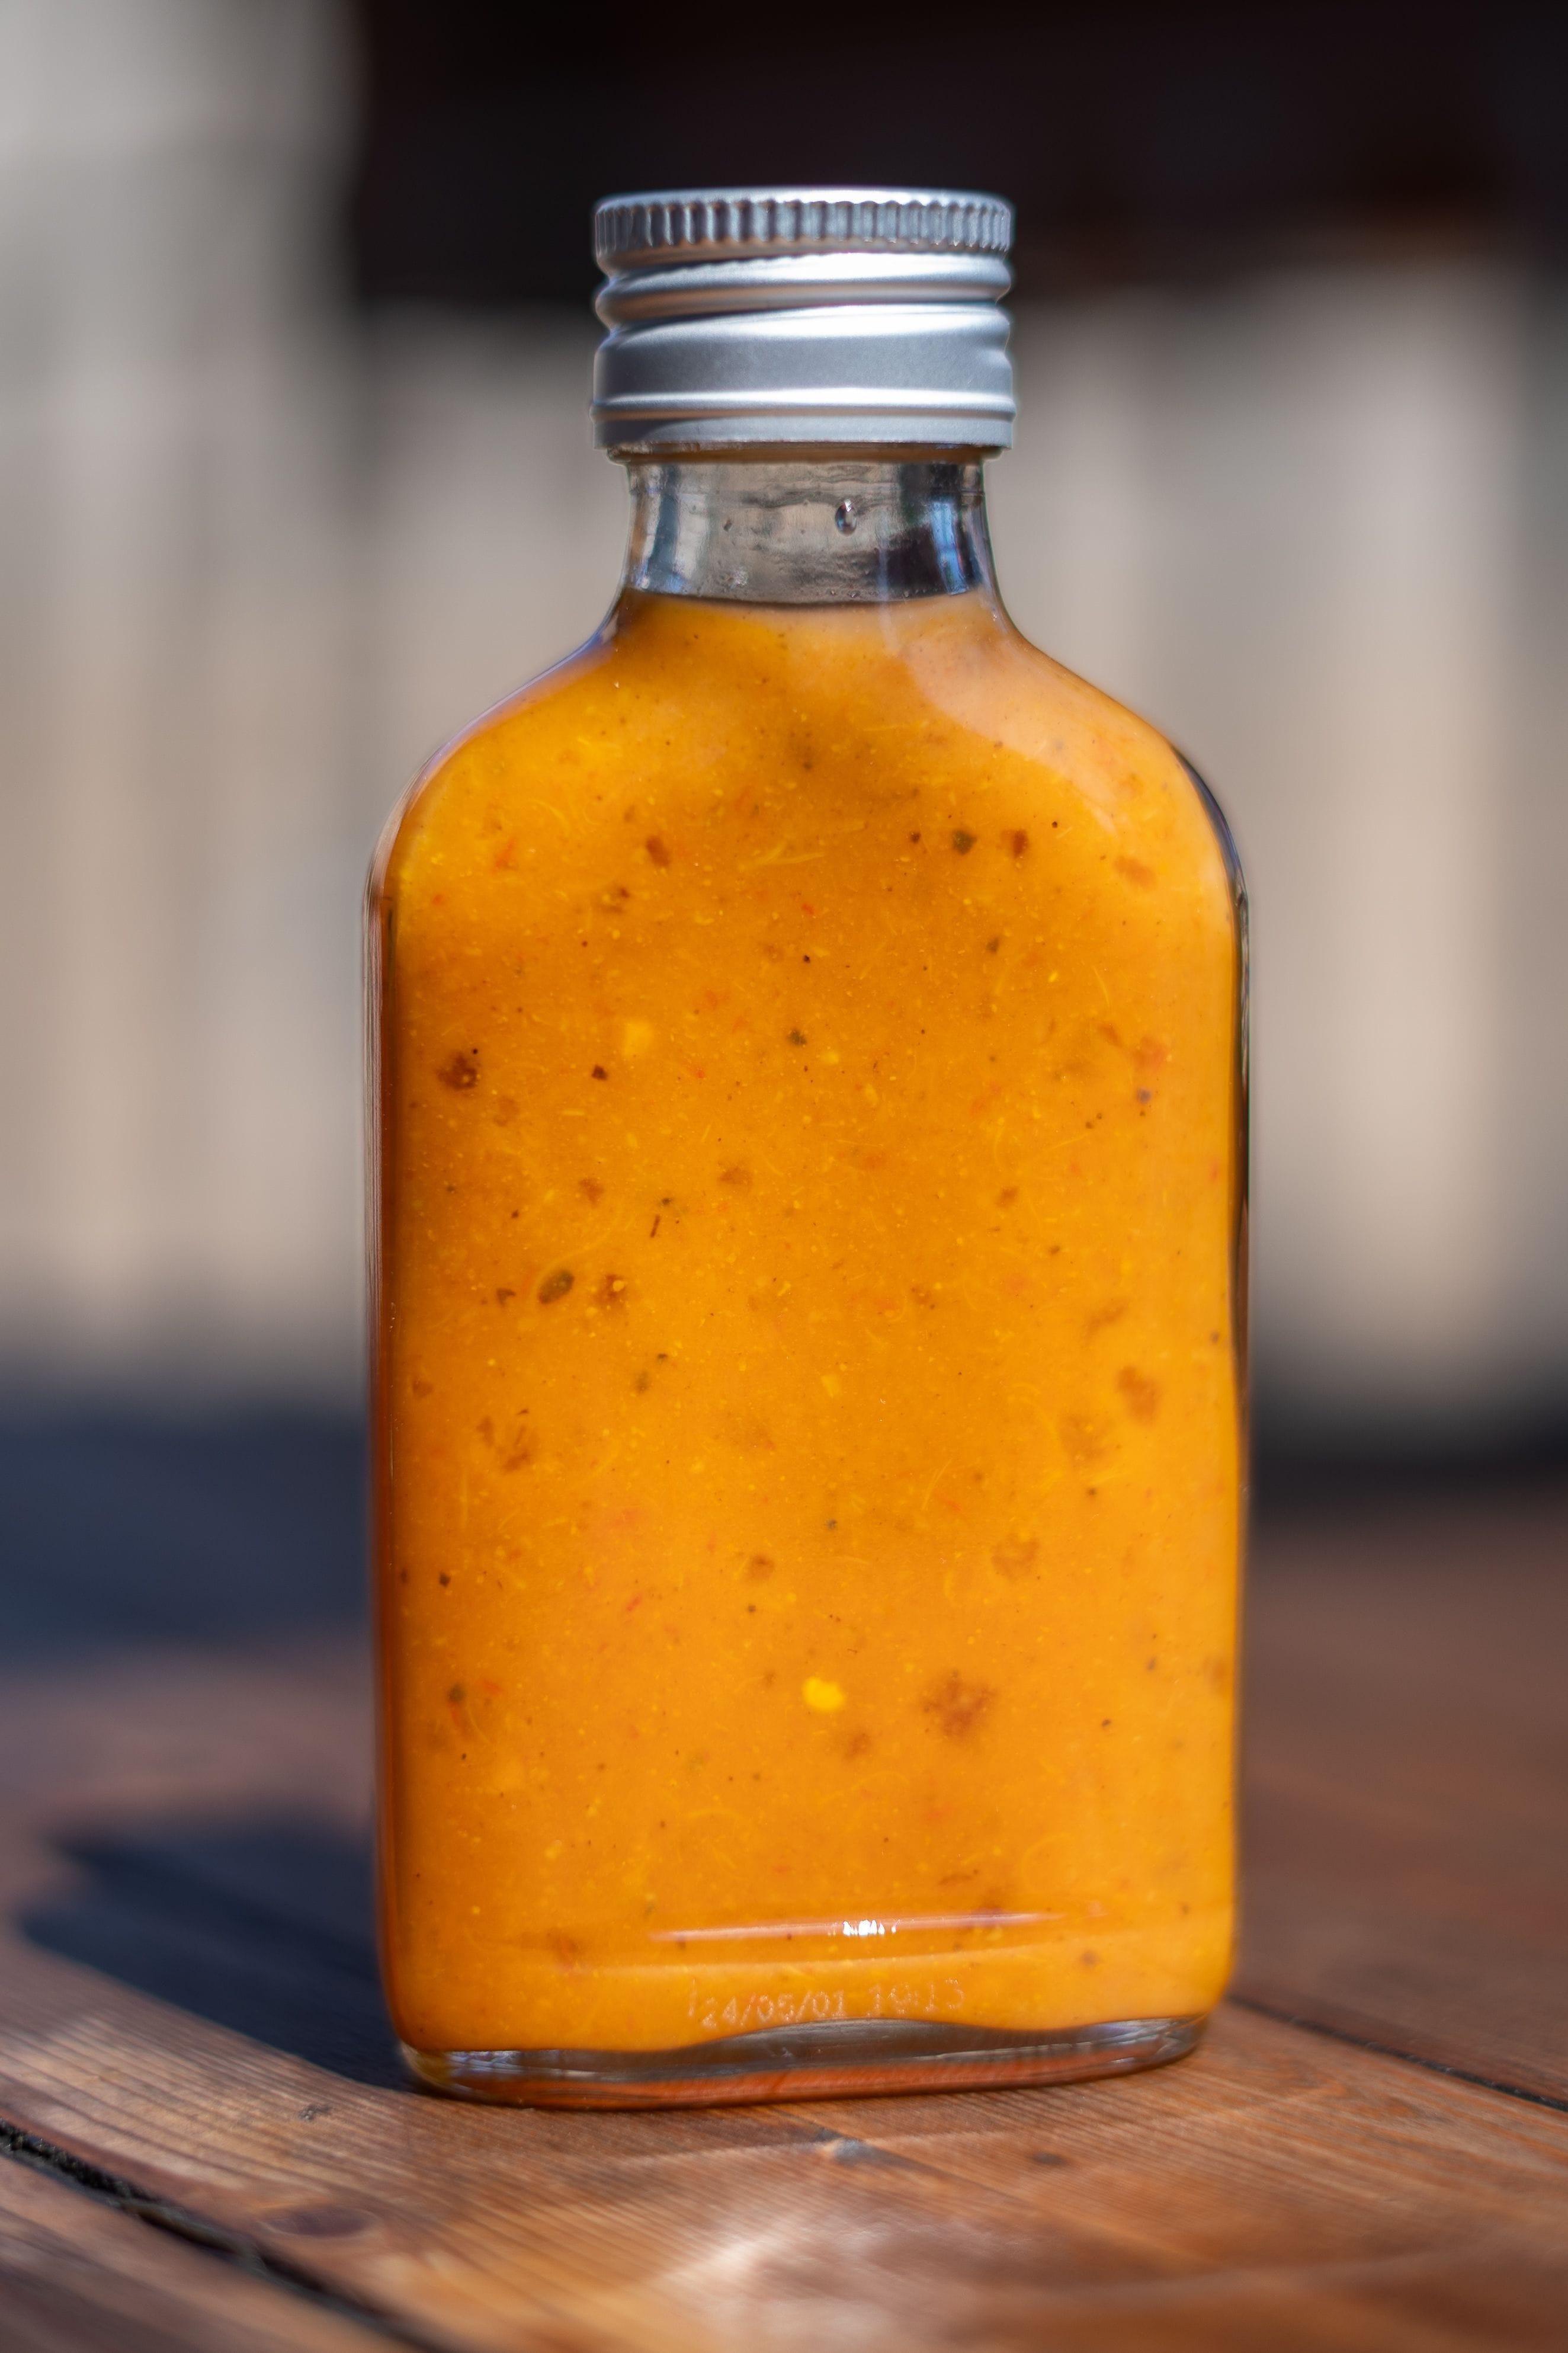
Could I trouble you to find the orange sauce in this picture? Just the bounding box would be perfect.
[372,586,1244,2060]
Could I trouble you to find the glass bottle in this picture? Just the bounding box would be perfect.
[369,190,1247,2107]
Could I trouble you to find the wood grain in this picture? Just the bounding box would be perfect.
[0,1493,1563,2349]
[1240,1487,1568,2104]
[0,2149,397,2353]
[1,1949,1566,2351]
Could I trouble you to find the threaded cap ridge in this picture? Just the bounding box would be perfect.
[595,188,1013,273]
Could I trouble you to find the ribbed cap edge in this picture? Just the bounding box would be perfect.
[595,188,1013,273]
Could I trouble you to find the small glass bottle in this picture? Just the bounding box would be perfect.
[369,188,1246,2107]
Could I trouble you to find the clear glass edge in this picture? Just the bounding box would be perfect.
[401,2013,1207,2109]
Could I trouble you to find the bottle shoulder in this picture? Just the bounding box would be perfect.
[897,607,1243,920]
[368,622,620,911]
[909,607,1217,821]
[372,594,1238,945]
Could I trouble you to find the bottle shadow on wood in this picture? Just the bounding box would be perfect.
[21,1817,403,2090]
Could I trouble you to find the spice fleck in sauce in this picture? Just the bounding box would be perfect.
[372,587,1243,2060]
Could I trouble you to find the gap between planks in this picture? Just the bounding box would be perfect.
[4,1996,1568,2353]
[1227,1996,1568,2121]
[0,2124,431,2353]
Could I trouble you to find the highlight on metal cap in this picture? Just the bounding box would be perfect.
[589,185,1017,453]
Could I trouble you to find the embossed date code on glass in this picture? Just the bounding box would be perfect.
[690,1980,967,2034]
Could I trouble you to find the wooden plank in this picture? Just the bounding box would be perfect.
[1239,1487,1568,2104]
[0,2149,399,2353]
[4,1491,1561,2108]
[0,1643,1562,2349]
[1,1945,1566,2351]
[0,1493,1563,2349]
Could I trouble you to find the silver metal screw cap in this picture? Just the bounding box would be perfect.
[591,186,1016,453]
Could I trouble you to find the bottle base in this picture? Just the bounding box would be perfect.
[402,2012,1206,2108]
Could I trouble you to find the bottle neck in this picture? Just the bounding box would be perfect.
[619,457,998,606]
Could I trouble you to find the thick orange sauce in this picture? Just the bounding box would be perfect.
[373,587,1243,2059]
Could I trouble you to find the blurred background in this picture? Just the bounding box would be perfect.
[2,0,1566,1646]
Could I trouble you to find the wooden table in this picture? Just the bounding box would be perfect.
[2,1481,1564,2349]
